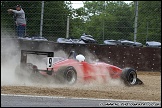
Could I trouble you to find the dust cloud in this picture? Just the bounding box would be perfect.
[1,31,24,86]
[1,35,69,87]
[1,30,125,91]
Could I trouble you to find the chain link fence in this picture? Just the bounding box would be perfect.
[1,1,161,44]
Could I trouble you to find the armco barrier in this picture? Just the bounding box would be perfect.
[1,38,161,72]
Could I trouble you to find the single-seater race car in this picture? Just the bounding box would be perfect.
[15,50,143,86]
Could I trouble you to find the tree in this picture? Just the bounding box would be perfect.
[137,1,161,43]
[43,1,71,40]
[70,1,133,43]
[1,1,72,40]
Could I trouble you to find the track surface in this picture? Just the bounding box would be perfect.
[1,94,161,107]
[1,72,161,102]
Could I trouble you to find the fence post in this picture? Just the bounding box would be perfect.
[40,1,44,37]
[146,22,148,42]
[102,1,106,42]
[66,16,70,38]
[134,1,138,42]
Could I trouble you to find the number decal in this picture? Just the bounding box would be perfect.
[47,57,53,68]
[49,58,52,67]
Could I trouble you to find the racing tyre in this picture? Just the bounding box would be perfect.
[15,63,38,81]
[55,66,77,85]
[120,68,138,86]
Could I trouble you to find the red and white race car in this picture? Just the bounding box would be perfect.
[15,50,143,86]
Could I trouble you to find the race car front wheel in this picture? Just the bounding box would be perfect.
[120,67,139,86]
[55,66,77,85]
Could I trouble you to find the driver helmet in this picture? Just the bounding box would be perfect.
[76,54,85,62]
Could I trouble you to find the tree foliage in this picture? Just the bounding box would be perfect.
[70,1,134,43]
[136,1,161,43]
[70,1,161,44]
[1,1,161,43]
[1,1,71,40]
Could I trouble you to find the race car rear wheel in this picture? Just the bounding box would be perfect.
[15,63,38,81]
[55,66,77,85]
[120,68,138,86]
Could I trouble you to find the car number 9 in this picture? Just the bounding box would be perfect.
[47,57,53,68]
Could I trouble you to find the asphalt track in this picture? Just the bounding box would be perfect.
[1,94,161,107]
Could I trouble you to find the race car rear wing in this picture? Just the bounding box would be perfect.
[20,50,54,69]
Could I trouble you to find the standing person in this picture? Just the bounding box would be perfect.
[7,5,26,38]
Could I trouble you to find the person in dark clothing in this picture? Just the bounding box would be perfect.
[7,5,26,38]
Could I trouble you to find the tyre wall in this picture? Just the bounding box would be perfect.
[1,38,161,72]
